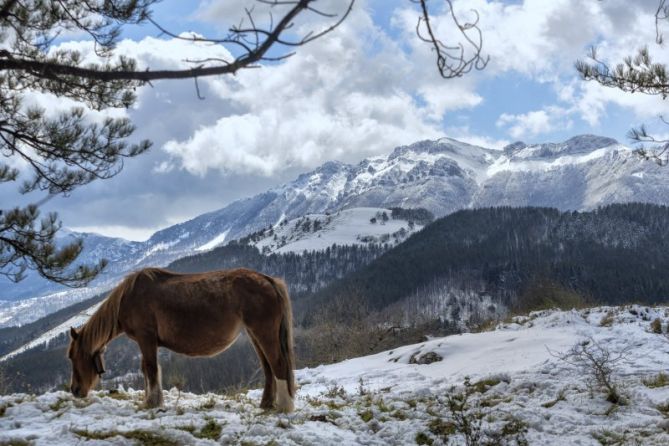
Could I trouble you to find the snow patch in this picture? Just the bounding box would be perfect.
[196,229,230,252]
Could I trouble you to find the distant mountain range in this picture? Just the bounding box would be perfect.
[1,134,667,326]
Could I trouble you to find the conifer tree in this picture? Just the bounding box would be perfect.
[576,0,669,164]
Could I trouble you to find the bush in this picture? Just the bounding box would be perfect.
[552,338,628,406]
[650,318,662,334]
[513,281,589,314]
[443,377,528,446]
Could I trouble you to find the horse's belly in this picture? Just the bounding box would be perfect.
[160,331,240,357]
[157,310,242,357]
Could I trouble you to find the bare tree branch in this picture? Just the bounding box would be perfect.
[655,0,669,44]
[414,0,489,79]
[0,0,355,85]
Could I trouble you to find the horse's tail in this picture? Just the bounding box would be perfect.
[266,276,295,397]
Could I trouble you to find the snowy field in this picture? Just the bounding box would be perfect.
[253,207,421,254]
[2,306,669,445]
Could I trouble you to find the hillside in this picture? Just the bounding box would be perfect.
[0,206,418,328]
[303,203,669,325]
[248,207,428,254]
[1,306,668,445]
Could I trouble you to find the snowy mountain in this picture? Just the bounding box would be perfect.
[2,305,668,445]
[2,134,668,326]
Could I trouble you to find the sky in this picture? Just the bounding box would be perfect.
[4,0,669,241]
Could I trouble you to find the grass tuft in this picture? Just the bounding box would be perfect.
[428,418,456,437]
[541,389,566,408]
[599,312,615,327]
[471,377,502,393]
[656,401,669,417]
[358,409,374,423]
[650,318,663,334]
[643,372,669,388]
[198,396,216,410]
[49,398,69,411]
[194,419,222,440]
[105,390,131,401]
[324,384,346,399]
[415,431,433,445]
[73,428,179,445]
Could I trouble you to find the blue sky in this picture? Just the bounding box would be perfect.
[12,0,668,240]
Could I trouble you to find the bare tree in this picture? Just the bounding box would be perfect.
[551,337,630,404]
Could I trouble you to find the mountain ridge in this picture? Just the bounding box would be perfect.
[2,133,666,325]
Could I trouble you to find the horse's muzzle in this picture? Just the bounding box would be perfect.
[70,385,84,398]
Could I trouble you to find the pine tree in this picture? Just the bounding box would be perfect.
[576,1,669,164]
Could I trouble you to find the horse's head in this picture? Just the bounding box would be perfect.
[67,327,105,398]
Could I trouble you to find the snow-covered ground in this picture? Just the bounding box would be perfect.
[252,207,422,254]
[2,306,669,445]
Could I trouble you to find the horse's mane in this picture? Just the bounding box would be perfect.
[79,268,178,352]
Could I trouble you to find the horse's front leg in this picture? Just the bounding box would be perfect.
[139,340,163,408]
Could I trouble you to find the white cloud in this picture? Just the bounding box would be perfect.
[45,1,669,172]
[68,225,158,242]
[445,125,510,150]
[497,107,572,139]
[393,0,669,139]
[158,4,487,176]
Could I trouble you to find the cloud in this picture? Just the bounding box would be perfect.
[67,224,158,242]
[497,107,572,139]
[158,3,488,176]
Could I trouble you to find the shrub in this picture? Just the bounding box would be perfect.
[552,338,628,406]
[513,281,588,314]
[650,318,662,334]
[443,377,528,446]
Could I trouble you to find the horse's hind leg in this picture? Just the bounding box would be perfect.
[248,328,294,413]
[248,334,275,409]
[138,339,163,408]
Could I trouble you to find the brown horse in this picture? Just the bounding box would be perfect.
[67,267,295,412]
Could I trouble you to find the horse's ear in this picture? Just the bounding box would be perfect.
[70,327,79,340]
